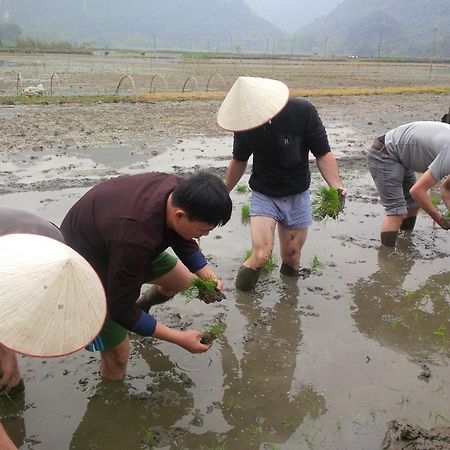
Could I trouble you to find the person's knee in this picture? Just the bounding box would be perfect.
[249,249,272,270]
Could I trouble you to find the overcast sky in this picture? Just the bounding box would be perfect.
[244,0,343,32]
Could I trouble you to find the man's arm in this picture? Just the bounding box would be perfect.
[151,322,211,353]
[315,152,347,194]
[225,159,247,193]
[0,423,17,450]
[410,170,449,229]
[440,175,450,210]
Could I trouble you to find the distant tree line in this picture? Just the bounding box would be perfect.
[0,22,92,52]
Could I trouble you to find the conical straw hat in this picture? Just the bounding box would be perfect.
[0,234,107,357]
[217,76,289,132]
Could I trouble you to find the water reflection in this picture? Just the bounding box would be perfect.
[216,278,326,448]
[0,391,25,447]
[69,344,194,450]
[351,236,450,360]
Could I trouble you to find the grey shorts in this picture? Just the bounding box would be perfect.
[367,146,418,215]
[250,190,313,229]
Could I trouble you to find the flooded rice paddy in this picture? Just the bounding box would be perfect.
[0,52,449,450]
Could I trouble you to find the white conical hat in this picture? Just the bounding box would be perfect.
[217,76,289,132]
[0,234,107,357]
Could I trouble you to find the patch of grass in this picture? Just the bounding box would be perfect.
[310,255,325,270]
[139,425,156,447]
[202,440,226,450]
[235,183,250,193]
[241,203,251,220]
[433,323,446,342]
[282,417,294,428]
[3,85,450,106]
[430,194,441,207]
[390,318,401,330]
[404,290,414,302]
[249,423,262,438]
[312,186,343,220]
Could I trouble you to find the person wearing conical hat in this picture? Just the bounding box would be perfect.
[0,208,106,450]
[218,76,347,291]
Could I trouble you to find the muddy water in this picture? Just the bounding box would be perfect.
[1,132,449,450]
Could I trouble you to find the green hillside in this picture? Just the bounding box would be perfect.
[292,0,450,57]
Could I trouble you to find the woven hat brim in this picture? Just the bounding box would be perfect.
[217,76,289,132]
[0,234,107,357]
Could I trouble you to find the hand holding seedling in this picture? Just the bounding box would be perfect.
[200,322,227,345]
[188,276,226,304]
[312,186,346,220]
[152,323,211,353]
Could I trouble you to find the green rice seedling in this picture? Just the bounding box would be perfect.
[310,255,325,270]
[203,440,226,450]
[241,203,251,220]
[184,277,224,303]
[404,290,414,302]
[433,323,446,341]
[250,423,262,438]
[390,318,401,330]
[200,322,227,345]
[312,186,344,220]
[139,425,156,447]
[282,417,294,428]
[192,277,217,294]
[243,250,276,272]
[235,183,250,193]
[430,193,441,207]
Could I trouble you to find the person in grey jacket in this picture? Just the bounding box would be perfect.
[368,121,450,247]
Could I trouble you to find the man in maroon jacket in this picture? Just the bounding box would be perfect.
[61,171,232,380]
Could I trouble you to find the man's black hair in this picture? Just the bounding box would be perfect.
[172,172,232,226]
[441,112,450,124]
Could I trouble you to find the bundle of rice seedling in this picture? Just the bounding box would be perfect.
[312,186,345,220]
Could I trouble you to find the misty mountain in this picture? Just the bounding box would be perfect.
[244,0,343,33]
[292,0,450,57]
[0,0,283,51]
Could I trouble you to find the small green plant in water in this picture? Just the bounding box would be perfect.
[139,425,156,447]
[200,322,227,345]
[250,423,262,438]
[312,186,343,220]
[390,318,401,330]
[404,290,414,302]
[310,255,325,270]
[203,440,226,450]
[235,183,250,193]
[430,194,441,207]
[433,323,446,342]
[241,203,251,219]
[244,250,276,272]
[282,417,294,428]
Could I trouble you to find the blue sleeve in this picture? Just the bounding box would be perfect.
[131,311,157,336]
[183,250,207,272]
